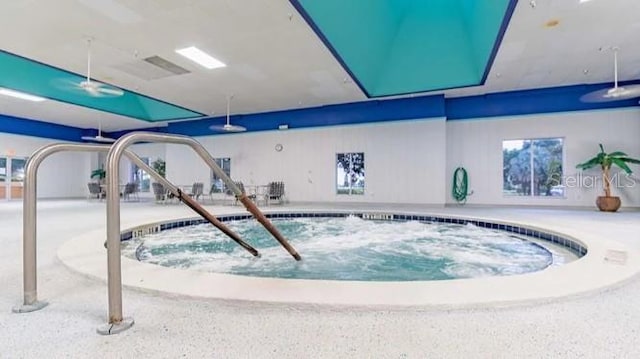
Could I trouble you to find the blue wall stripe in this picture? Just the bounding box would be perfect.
[1,81,639,141]
[167,95,446,137]
[446,81,640,120]
[105,126,168,140]
[0,114,85,141]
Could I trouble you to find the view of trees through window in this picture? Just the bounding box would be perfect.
[336,152,365,195]
[131,157,150,192]
[503,138,564,197]
[10,158,26,182]
[210,158,231,193]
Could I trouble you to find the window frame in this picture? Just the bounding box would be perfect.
[130,157,150,192]
[335,152,365,196]
[210,157,231,194]
[502,137,565,198]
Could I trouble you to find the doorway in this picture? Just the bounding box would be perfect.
[0,156,27,200]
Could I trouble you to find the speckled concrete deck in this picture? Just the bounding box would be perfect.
[2,199,640,358]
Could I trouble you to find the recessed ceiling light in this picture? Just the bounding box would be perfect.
[0,88,46,102]
[175,46,226,69]
[580,0,593,3]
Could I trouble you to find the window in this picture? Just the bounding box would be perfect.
[130,157,150,192]
[503,138,564,197]
[336,152,365,195]
[0,157,6,200]
[210,158,231,193]
[0,157,6,182]
[10,157,26,182]
[0,156,27,200]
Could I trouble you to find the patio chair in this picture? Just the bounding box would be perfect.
[87,182,105,200]
[265,181,285,205]
[208,182,225,204]
[187,182,204,201]
[152,182,167,204]
[235,181,257,205]
[123,182,139,201]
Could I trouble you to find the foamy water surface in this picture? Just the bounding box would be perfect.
[122,216,571,281]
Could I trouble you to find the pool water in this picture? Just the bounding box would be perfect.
[123,216,571,281]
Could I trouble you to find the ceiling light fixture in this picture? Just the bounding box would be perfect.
[175,46,226,69]
[209,95,247,132]
[81,122,116,143]
[0,88,46,102]
[581,47,640,102]
[579,0,593,3]
[56,38,124,97]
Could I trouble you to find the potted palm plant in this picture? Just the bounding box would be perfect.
[576,144,640,212]
[151,159,166,177]
[151,159,167,201]
[90,167,106,184]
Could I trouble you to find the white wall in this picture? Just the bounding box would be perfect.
[0,133,91,198]
[3,107,638,207]
[445,108,640,207]
[0,134,169,199]
[166,118,448,205]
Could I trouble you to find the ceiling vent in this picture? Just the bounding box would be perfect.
[143,56,190,75]
[112,55,190,80]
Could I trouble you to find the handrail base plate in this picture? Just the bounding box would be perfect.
[12,300,49,313]
[97,317,134,335]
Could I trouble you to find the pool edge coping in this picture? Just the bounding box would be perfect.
[57,209,640,308]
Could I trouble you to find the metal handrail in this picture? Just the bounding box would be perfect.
[126,153,259,257]
[12,143,163,314]
[103,132,300,335]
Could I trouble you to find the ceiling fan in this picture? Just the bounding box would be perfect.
[209,95,247,132]
[81,122,116,143]
[581,47,640,103]
[60,39,124,98]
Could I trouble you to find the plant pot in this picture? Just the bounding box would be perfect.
[596,196,621,212]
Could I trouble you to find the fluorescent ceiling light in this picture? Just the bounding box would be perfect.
[175,46,226,69]
[580,0,593,3]
[0,88,46,102]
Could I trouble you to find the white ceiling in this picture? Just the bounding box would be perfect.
[0,0,638,132]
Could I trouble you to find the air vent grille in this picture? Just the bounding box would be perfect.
[143,56,190,75]
[112,55,190,80]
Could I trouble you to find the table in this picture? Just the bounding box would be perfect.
[245,185,269,205]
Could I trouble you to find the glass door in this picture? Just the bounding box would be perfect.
[0,156,27,200]
[131,157,150,192]
[10,157,27,199]
[0,157,6,200]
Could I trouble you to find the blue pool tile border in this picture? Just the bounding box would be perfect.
[121,212,587,257]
